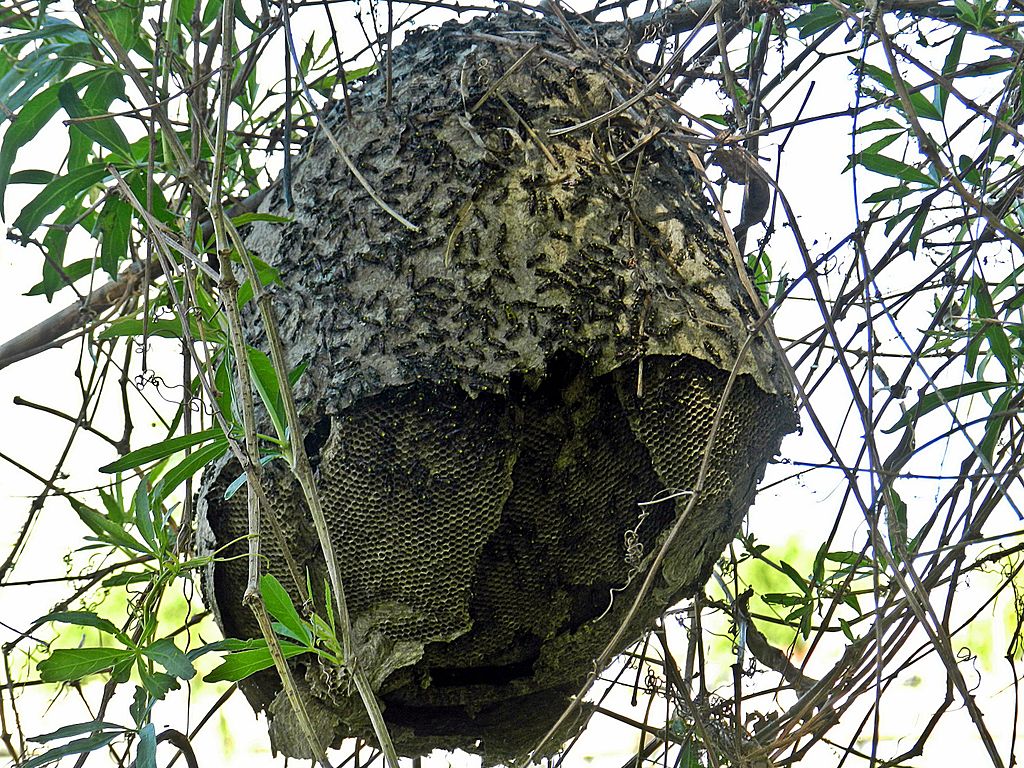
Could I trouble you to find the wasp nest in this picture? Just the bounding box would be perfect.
[197,10,795,763]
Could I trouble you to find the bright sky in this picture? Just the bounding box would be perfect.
[1,2,1021,767]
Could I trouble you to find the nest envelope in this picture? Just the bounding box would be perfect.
[196,11,796,763]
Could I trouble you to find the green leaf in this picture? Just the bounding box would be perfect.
[856,118,905,133]
[102,570,153,587]
[222,453,281,501]
[138,667,179,700]
[247,347,286,441]
[136,724,157,768]
[132,481,158,550]
[884,382,1005,433]
[99,427,223,473]
[864,185,914,203]
[885,487,908,553]
[30,721,126,743]
[70,499,150,554]
[981,390,1013,462]
[230,212,292,227]
[839,618,855,641]
[97,316,223,343]
[854,61,944,121]
[38,204,87,300]
[938,31,965,115]
[39,611,124,640]
[21,731,121,768]
[142,639,196,680]
[97,0,143,50]
[125,169,173,224]
[762,593,804,607]
[0,79,74,216]
[974,278,1015,380]
[99,487,127,525]
[0,20,89,49]
[130,686,149,727]
[58,81,131,159]
[778,560,808,593]
[96,196,131,277]
[261,573,312,646]
[24,259,95,296]
[825,551,869,567]
[149,439,229,510]
[12,162,109,237]
[853,153,938,187]
[38,647,135,682]
[791,4,840,37]
[10,169,56,185]
[203,640,308,683]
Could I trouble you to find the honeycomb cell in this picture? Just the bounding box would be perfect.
[195,10,796,764]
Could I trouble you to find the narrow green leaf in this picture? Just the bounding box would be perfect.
[762,593,804,606]
[230,212,292,227]
[778,560,808,593]
[884,381,1005,433]
[58,82,131,159]
[125,169,173,224]
[885,487,908,553]
[203,641,307,683]
[132,481,158,550]
[839,618,855,641]
[138,667,179,700]
[99,428,223,473]
[12,162,109,236]
[130,686,149,728]
[854,153,938,187]
[247,347,286,440]
[981,390,1013,461]
[10,169,55,185]
[938,31,965,115]
[21,732,121,768]
[864,185,914,203]
[222,453,281,501]
[136,724,156,768]
[142,638,196,680]
[974,279,1015,380]
[97,316,222,343]
[854,61,944,120]
[261,574,311,646]
[70,499,150,554]
[150,439,229,510]
[0,21,89,48]
[98,487,127,525]
[96,196,131,277]
[102,570,153,587]
[791,5,840,37]
[97,0,143,50]
[38,648,135,682]
[907,198,931,255]
[39,611,123,640]
[38,204,85,300]
[30,721,126,744]
[825,551,869,566]
[856,118,905,133]
[24,259,94,296]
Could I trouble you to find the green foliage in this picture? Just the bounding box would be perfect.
[2,0,1023,765]
[203,574,344,683]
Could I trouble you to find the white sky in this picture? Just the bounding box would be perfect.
[1,1,1022,767]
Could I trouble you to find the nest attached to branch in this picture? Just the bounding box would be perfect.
[197,10,795,763]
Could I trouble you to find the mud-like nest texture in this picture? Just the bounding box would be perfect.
[196,10,795,764]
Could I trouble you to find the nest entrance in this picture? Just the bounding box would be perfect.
[197,10,795,763]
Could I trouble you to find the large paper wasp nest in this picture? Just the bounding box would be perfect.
[197,10,795,764]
